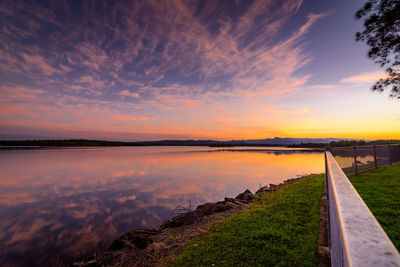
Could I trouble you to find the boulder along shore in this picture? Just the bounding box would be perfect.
[74,177,304,267]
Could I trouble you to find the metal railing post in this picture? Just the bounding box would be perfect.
[353,146,358,175]
[373,144,377,169]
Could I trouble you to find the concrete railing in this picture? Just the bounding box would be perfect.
[325,151,400,266]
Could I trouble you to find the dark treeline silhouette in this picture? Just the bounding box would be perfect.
[2,139,399,148]
[0,139,281,147]
[287,142,328,148]
[330,139,400,147]
[208,143,235,147]
[289,139,400,148]
[0,139,126,147]
[0,139,220,147]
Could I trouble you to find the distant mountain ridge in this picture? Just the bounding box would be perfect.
[240,137,358,145]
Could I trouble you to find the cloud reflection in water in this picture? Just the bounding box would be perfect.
[0,147,324,266]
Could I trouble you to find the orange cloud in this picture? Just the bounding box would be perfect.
[340,71,387,83]
[119,90,140,98]
[0,1,340,141]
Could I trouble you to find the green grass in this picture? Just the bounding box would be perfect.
[169,174,325,267]
[349,162,400,250]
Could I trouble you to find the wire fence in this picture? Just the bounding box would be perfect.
[329,144,400,175]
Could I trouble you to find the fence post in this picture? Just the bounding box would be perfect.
[373,144,377,169]
[353,146,358,175]
[388,144,392,166]
[324,146,331,248]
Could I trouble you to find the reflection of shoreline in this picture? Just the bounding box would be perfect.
[216,148,320,153]
[0,147,324,266]
[178,149,322,155]
[79,176,310,266]
[157,148,323,156]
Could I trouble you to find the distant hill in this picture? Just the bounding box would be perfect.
[241,137,356,145]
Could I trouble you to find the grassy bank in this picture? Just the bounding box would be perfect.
[349,162,400,250]
[169,174,325,266]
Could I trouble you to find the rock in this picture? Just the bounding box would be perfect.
[149,242,164,254]
[255,185,271,194]
[284,177,302,183]
[269,184,279,191]
[196,202,232,214]
[109,229,158,250]
[224,197,236,202]
[318,246,331,258]
[72,257,98,267]
[224,198,247,206]
[108,239,126,251]
[159,210,205,230]
[160,202,234,230]
[235,189,255,203]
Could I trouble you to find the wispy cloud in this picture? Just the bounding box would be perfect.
[309,84,336,89]
[0,0,328,139]
[0,0,324,96]
[340,71,386,84]
[119,90,140,98]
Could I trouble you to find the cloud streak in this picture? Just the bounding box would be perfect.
[340,71,386,84]
[0,0,327,139]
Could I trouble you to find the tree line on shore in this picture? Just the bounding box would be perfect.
[288,139,400,148]
[1,139,399,148]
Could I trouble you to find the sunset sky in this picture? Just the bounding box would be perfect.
[0,0,399,141]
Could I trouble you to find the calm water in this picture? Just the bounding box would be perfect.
[0,146,324,266]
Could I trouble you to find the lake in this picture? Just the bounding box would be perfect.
[0,146,324,266]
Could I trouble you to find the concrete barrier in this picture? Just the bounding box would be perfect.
[325,151,400,266]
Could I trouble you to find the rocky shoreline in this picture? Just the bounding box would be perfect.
[74,177,303,267]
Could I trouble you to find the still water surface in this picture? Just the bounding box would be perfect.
[0,146,324,266]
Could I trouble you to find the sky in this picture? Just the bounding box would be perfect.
[0,0,399,141]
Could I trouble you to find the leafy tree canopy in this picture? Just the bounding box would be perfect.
[355,0,400,98]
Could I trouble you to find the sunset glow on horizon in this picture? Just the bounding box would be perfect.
[1,0,399,141]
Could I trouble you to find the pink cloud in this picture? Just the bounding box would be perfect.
[119,90,140,98]
[0,0,330,140]
[340,71,386,83]
[0,86,45,102]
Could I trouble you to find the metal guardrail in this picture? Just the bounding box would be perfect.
[325,151,400,266]
[330,144,400,176]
